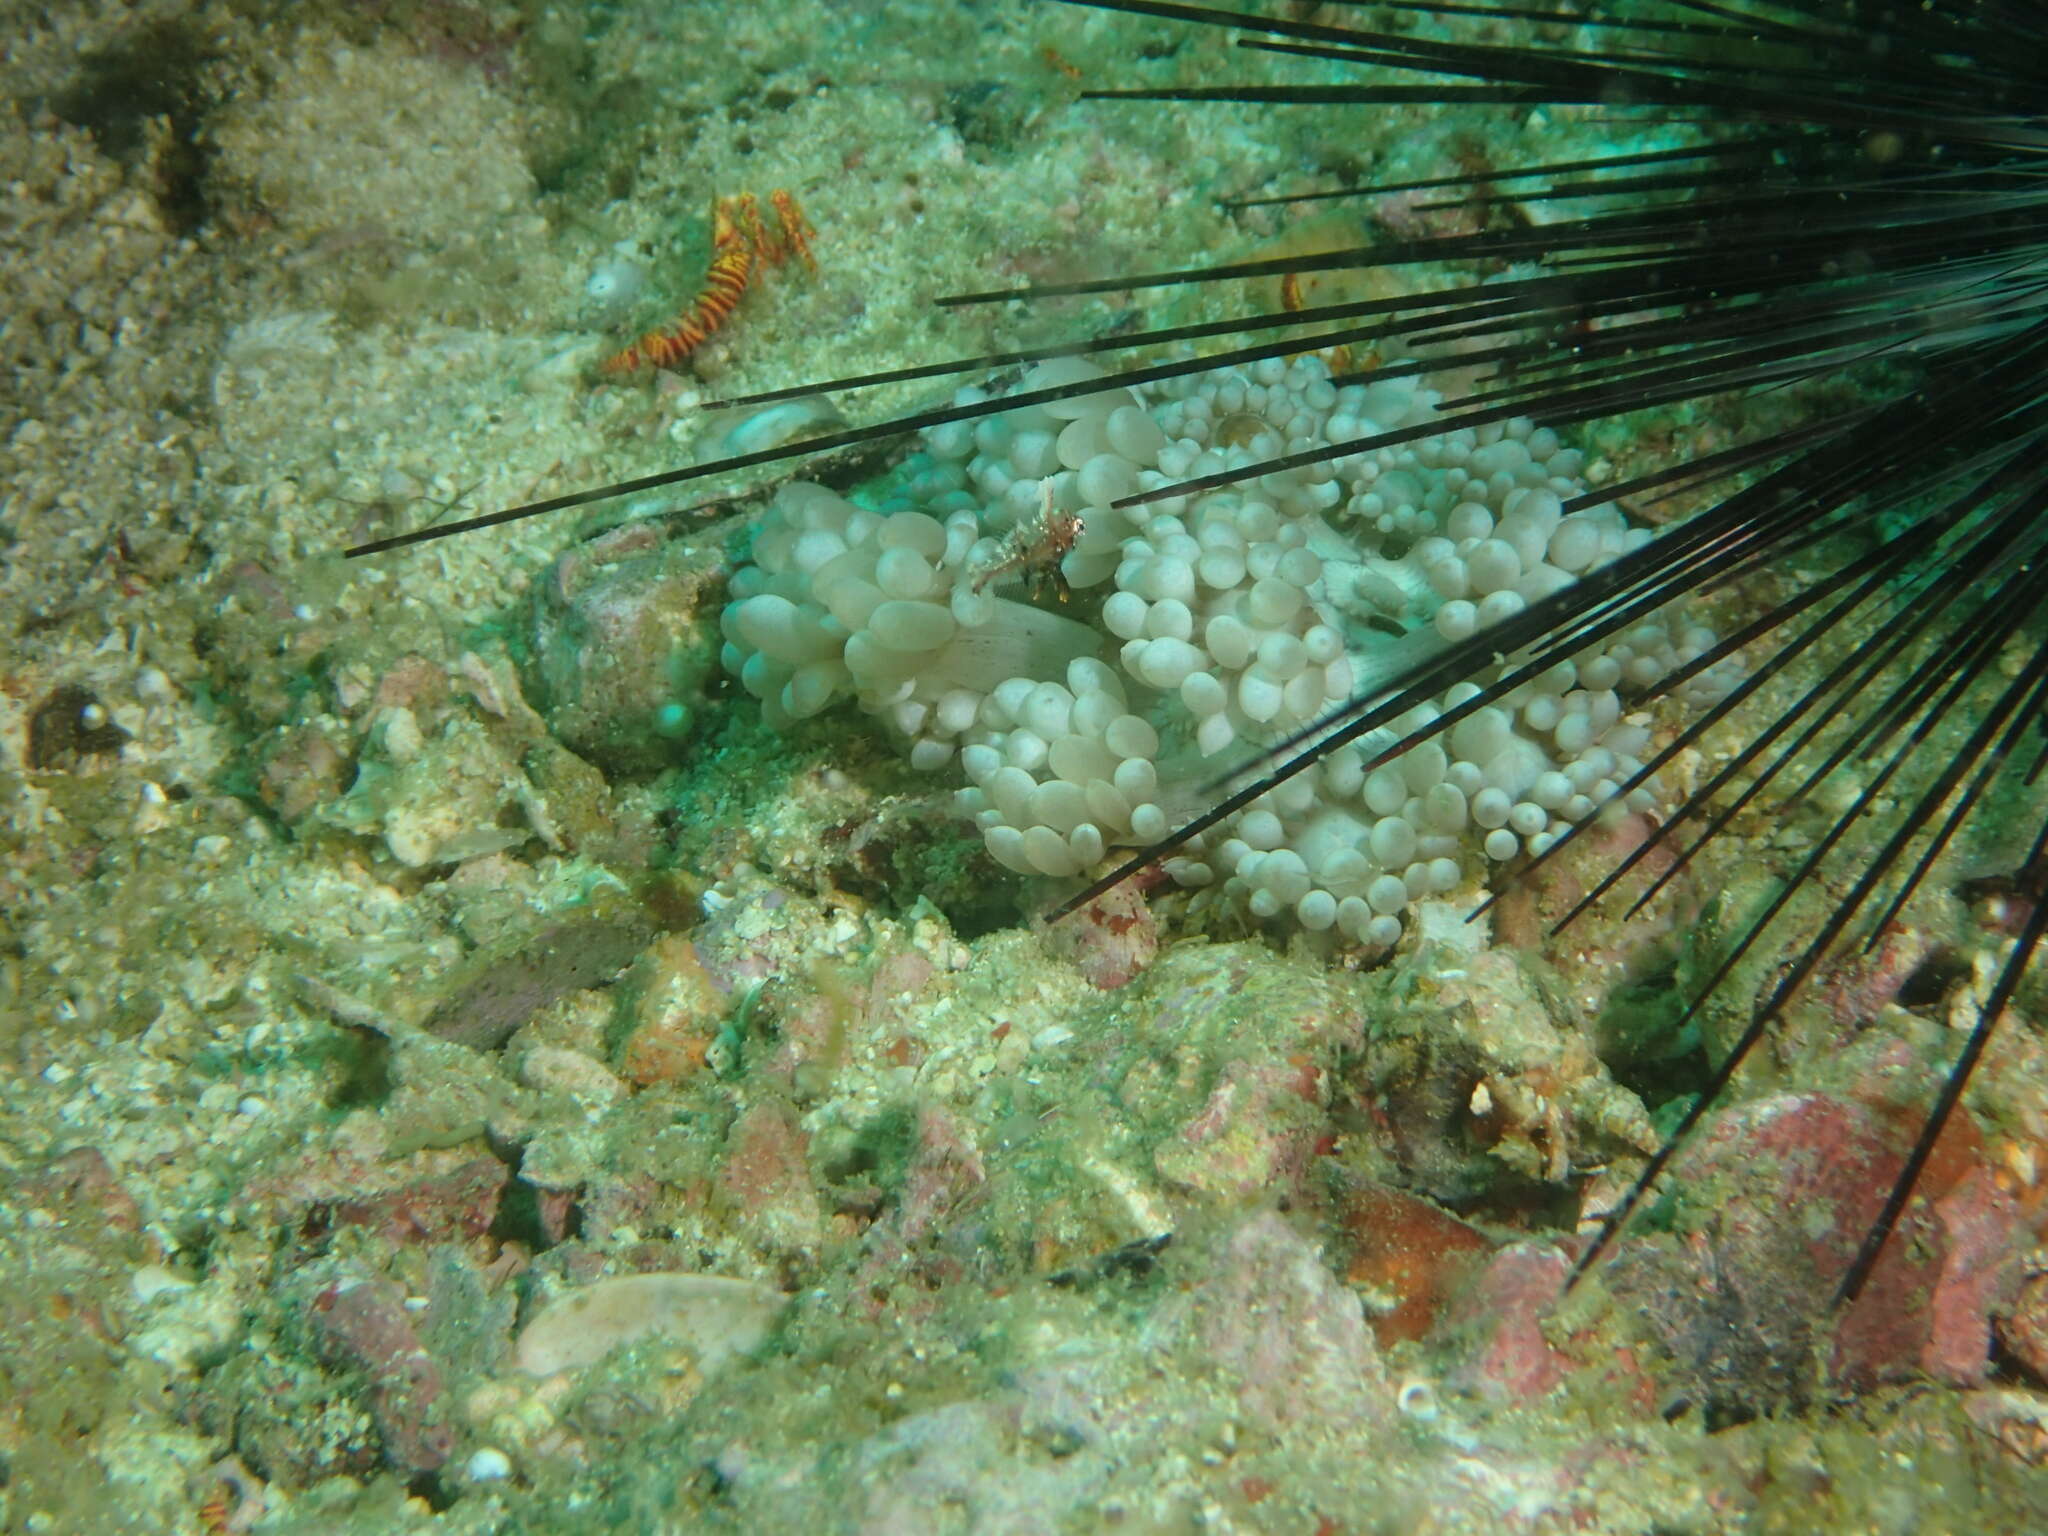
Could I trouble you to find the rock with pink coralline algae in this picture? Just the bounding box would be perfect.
[1604,1090,2027,1425]
[1039,879,1158,990]
[1145,1210,1393,1436]
[1442,1241,1575,1404]
[716,1099,829,1259]
[309,1275,456,1472]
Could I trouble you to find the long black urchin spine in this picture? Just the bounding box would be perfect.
[347,0,2048,1306]
[1024,0,2048,1301]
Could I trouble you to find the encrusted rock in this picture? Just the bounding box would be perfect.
[612,931,730,1086]
[1335,1177,1492,1347]
[309,1275,457,1473]
[717,1100,829,1259]
[526,520,728,774]
[1146,1210,1393,1435]
[1358,942,1654,1203]
[514,1272,785,1377]
[424,898,657,1052]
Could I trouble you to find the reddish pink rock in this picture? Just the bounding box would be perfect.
[1444,1242,1575,1403]
[309,1276,455,1472]
[240,1147,510,1255]
[718,1101,827,1259]
[1838,1157,2022,1387]
[1605,1090,2026,1408]
[615,933,727,1087]
[759,947,938,1086]
[1154,1058,1330,1204]
[1335,1179,1492,1347]
[24,1146,145,1238]
[371,654,451,716]
[852,1106,987,1314]
[1928,1162,2026,1379]
[868,949,936,1015]
[577,1174,658,1243]
[333,1156,506,1248]
[1040,879,1158,990]
[255,722,350,822]
[1492,811,1692,1020]
[1808,922,1937,1028]
[895,1105,987,1248]
[533,1185,579,1248]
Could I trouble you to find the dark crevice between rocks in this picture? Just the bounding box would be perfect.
[48,19,222,236]
[407,1469,457,1511]
[1590,945,1714,1123]
[1896,946,1970,1011]
[491,1176,579,1254]
[26,684,131,770]
[323,1025,395,1111]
